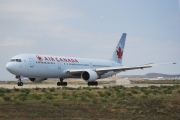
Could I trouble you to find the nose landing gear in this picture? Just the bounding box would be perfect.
[57,78,67,86]
[17,81,23,86]
[16,76,23,86]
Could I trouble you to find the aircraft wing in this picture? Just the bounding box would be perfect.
[66,63,176,75]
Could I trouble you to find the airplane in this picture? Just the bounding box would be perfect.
[6,33,176,86]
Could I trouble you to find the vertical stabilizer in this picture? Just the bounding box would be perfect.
[111,33,126,64]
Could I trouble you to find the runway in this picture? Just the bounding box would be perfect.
[0,83,174,89]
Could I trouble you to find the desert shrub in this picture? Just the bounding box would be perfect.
[112,85,125,92]
[174,85,180,88]
[105,91,111,97]
[97,91,104,97]
[101,99,108,102]
[14,87,20,91]
[152,89,159,95]
[116,92,126,98]
[62,87,68,90]
[34,87,40,91]
[62,92,70,99]
[53,102,60,107]
[49,87,55,92]
[103,86,107,89]
[18,93,28,101]
[141,95,148,99]
[177,90,180,94]
[45,93,54,100]
[21,89,25,92]
[76,86,81,91]
[168,86,175,91]
[6,89,11,93]
[66,87,76,90]
[84,87,92,91]
[25,89,30,94]
[3,96,11,101]
[150,85,158,89]
[140,87,146,92]
[163,89,172,94]
[91,87,99,89]
[0,93,4,97]
[68,96,76,101]
[133,86,140,90]
[41,100,47,103]
[71,91,77,98]
[131,89,138,94]
[127,93,132,96]
[80,95,87,101]
[143,90,150,95]
[152,89,158,93]
[157,90,163,94]
[31,94,42,100]
[83,91,95,99]
[0,88,6,93]
[53,93,59,96]
[62,87,76,90]
[41,88,47,93]
[160,85,165,88]
[156,108,167,114]
[92,99,98,104]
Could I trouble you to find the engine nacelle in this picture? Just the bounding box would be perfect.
[29,78,47,82]
[81,70,98,82]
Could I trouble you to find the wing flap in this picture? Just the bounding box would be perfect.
[96,63,176,74]
[66,63,176,75]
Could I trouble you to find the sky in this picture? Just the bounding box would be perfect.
[0,0,180,80]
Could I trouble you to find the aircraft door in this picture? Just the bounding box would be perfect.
[29,58,34,67]
[58,62,61,69]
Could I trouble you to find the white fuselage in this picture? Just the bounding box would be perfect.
[6,54,121,79]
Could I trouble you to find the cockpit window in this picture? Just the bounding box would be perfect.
[11,59,16,62]
[11,59,22,62]
[16,59,22,62]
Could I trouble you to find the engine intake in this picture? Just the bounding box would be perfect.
[81,70,98,82]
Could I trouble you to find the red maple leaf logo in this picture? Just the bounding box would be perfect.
[116,47,123,59]
[36,55,43,61]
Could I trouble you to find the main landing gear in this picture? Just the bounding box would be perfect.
[57,78,67,86]
[16,76,23,86]
[87,81,98,86]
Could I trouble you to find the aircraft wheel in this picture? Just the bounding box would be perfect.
[63,82,67,86]
[57,82,67,86]
[87,82,91,86]
[17,82,23,86]
[57,82,61,86]
[94,81,98,86]
[87,82,98,86]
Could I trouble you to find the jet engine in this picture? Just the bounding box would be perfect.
[29,78,47,82]
[81,70,98,82]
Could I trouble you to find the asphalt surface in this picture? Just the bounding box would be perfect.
[0,83,174,89]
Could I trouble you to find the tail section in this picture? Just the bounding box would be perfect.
[111,33,126,64]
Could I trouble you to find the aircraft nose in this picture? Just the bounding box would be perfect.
[6,62,21,75]
[6,62,13,72]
